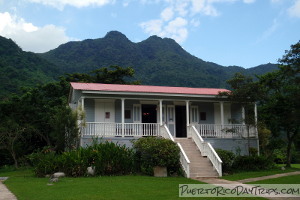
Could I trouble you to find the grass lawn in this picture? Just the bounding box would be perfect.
[222,166,300,181]
[0,167,265,200]
[247,174,300,184]
[277,164,300,169]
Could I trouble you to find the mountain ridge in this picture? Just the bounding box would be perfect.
[40,31,278,88]
[0,36,60,98]
[0,31,278,98]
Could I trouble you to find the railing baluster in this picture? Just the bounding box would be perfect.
[195,124,257,139]
[82,122,160,137]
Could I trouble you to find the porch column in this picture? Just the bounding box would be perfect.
[254,103,258,126]
[254,103,259,146]
[241,106,245,125]
[159,100,163,126]
[80,97,85,147]
[121,98,125,137]
[186,101,190,127]
[220,102,224,127]
[81,97,85,111]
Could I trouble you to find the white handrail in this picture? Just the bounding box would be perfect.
[191,125,223,177]
[206,143,222,177]
[194,124,258,138]
[160,125,190,178]
[177,143,190,178]
[191,126,206,156]
[160,124,175,142]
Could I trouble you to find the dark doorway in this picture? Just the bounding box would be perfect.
[175,106,187,137]
[142,105,157,123]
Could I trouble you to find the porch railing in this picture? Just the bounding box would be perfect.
[160,124,174,142]
[82,122,160,137]
[194,124,257,138]
[190,126,222,177]
[160,125,190,178]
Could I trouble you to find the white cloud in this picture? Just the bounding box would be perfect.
[288,0,300,18]
[140,17,188,43]
[140,0,238,43]
[27,0,115,10]
[243,0,255,3]
[164,17,188,43]
[161,7,174,21]
[190,18,200,27]
[256,18,279,43]
[0,12,71,52]
[140,19,163,35]
[270,0,283,3]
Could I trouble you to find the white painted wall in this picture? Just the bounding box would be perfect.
[95,99,115,123]
[214,103,231,125]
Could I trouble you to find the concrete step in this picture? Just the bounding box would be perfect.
[176,138,219,178]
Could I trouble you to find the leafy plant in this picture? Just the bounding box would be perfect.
[249,147,258,156]
[28,141,135,177]
[27,146,59,177]
[215,149,235,174]
[133,137,180,176]
[232,155,275,171]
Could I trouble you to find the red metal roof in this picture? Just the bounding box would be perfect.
[70,82,229,96]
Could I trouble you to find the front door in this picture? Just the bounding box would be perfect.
[167,105,175,136]
[95,100,115,123]
[142,105,157,123]
[95,100,115,135]
[175,106,187,137]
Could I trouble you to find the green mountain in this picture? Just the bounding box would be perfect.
[40,31,278,88]
[0,36,60,98]
[0,31,278,99]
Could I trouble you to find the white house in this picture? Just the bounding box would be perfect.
[69,82,259,178]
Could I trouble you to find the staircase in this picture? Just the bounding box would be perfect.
[175,138,219,178]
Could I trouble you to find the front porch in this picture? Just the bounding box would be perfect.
[81,122,258,139]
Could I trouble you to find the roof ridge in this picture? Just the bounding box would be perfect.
[70,82,228,90]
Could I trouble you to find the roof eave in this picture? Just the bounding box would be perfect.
[81,90,226,99]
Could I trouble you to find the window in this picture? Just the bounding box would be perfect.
[105,112,110,119]
[191,106,199,123]
[133,104,141,122]
[125,110,131,119]
[200,112,206,121]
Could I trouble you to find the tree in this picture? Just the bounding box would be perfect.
[0,65,140,166]
[218,73,262,155]
[259,41,300,167]
[0,119,25,168]
[64,65,140,85]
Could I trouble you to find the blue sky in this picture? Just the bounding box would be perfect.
[0,0,299,68]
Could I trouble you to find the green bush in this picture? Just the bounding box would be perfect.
[87,141,134,176]
[27,146,60,177]
[249,147,258,156]
[133,137,180,176]
[215,149,235,174]
[28,141,135,177]
[232,155,275,171]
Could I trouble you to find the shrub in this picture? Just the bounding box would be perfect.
[133,137,180,176]
[215,149,235,174]
[28,141,135,177]
[249,147,258,156]
[87,141,135,176]
[58,148,90,177]
[27,146,60,177]
[273,148,286,164]
[232,155,275,171]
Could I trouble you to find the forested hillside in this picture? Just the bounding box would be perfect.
[0,36,60,98]
[40,31,278,88]
[0,31,278,99]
